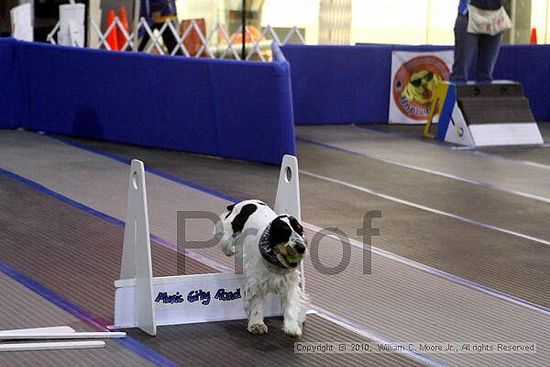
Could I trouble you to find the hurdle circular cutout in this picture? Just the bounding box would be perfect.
[132,171,138,189]
[285,166,292,183]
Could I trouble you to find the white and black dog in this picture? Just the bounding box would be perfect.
[216,200,309,337]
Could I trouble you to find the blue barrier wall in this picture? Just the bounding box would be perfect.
[282,44,550,124]
[0,39,20,129]
[271,42,296,145]
[494,45,550,122]
[1,39,295,165]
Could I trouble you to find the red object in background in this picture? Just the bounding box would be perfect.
[117,6,130,50]
[231,25,262,44]
[181,19,207,57]
[106,9,120,51]
[530,28,537,45]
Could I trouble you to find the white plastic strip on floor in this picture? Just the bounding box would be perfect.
[0,326,75,336]
[0,341,105,352]
[0,332,126,341]
[301,170,550,247]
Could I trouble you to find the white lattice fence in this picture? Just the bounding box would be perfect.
[47,17,304,61]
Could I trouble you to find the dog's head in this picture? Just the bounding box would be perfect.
[269,215,307,268]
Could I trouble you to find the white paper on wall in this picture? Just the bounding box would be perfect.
[10,3,33,42]
[58,4,86,47]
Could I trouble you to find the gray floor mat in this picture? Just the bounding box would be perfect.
[0,131,547,366]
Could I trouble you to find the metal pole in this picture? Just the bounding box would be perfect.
[241,0,246,60]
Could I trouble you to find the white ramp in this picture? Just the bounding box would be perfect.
[430,82,544,148]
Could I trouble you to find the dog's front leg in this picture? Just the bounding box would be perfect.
[244,283,268,334]
[282,287,307,338]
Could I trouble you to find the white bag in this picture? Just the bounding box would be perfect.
[467,5,512,36]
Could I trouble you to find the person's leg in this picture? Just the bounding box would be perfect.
[450,14,478,82]
[475,33,502,81]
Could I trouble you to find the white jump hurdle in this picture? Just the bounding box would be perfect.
[114,155,303,336]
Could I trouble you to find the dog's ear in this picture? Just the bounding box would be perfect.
[231,203,257,235]
[224,203,236,219]
[269,216,292,245]
[288,216,304,236]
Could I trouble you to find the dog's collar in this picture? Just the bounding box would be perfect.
[259,224,288,268]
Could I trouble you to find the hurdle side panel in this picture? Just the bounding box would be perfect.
[115,273,282,328]
[274,154,305,291]
[274,155,301,220]
[117,159,156,336]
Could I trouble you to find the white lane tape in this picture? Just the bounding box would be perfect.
[301,222,550,317]
[298,137,550,205]
[301,170,550,247]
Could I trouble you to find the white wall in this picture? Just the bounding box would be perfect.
[531,0,550,43]
[176,0,220,35]
[262,0,319,44]
[173,0,549,46]
[426,1,457,45]
[175,0,319,44]
[351,0,455,45]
